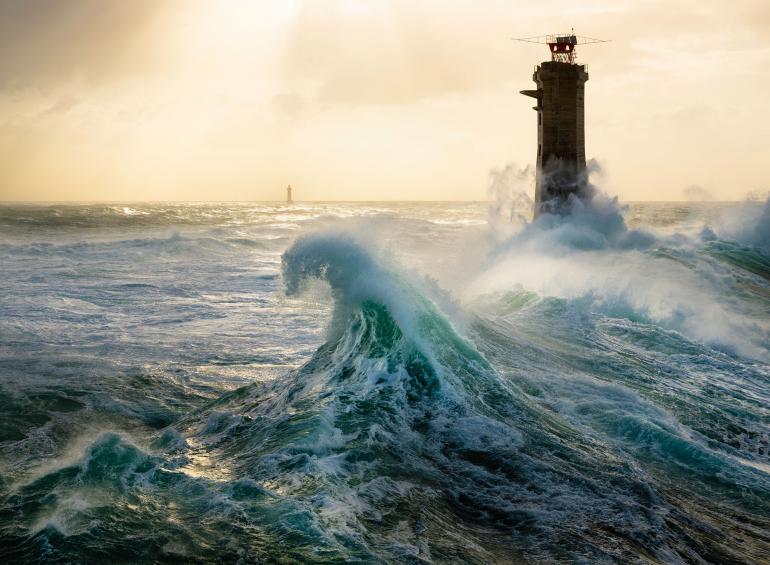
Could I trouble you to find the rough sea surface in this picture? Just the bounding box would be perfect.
[1,199,769,563]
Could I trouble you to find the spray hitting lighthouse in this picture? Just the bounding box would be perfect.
[514,31,608,217]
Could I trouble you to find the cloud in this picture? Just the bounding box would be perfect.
[39,95,81,117]
[737,0,770,35]
[272,91,306,116]
[280,1,505,107]
[0,0,169,90]
[1,0,770,202]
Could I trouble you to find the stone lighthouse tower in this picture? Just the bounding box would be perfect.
[515,32,606,217]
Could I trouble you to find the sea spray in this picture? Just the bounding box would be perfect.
[713,195,770,256]
[472,185,770,359]
[486,163,535,239]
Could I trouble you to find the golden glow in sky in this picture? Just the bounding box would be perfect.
[1,0,768,201]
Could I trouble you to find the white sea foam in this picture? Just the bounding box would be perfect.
[465,187,770,360]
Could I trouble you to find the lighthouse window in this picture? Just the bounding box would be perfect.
[538,113,542,125]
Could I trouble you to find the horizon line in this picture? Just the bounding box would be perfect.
[0,199,745,205]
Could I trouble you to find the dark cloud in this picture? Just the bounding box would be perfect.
[0,0,167,90]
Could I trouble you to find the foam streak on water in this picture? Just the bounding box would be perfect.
[0,201,769,563]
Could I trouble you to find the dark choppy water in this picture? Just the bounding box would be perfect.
[0,199,769,563]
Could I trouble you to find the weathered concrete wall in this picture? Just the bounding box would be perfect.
[522,61,589,216]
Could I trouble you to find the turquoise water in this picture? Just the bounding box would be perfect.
[0,199,768,563]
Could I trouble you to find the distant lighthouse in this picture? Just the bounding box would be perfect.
[514,32,608,217]
[286,184,293,204]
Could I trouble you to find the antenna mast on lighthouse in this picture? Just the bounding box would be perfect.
[512,31,609,64]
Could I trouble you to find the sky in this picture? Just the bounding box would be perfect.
[0,0,768,202]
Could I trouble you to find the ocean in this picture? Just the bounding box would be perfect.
[0,199,768,563]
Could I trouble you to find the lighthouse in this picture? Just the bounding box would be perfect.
[514,32,607,217]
